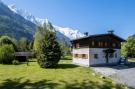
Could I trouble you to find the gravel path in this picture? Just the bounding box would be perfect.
[92,67,117,77]
[115,68,135,87]
[92,66,135,88]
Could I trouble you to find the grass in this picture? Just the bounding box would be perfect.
[128,58,135,62]
[0,56,132,89]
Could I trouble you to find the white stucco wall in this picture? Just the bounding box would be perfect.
[89,48,121,65]
[72,48,90,67]
[72,48,121,66]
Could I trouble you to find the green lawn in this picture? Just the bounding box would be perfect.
[129,58,135,62]
[0,57,130,89]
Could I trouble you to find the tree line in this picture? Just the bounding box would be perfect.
[0,22,70,68]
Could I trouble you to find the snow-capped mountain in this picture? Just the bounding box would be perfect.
[54,25,84,39]
[8,4,84,40]
[8,4,37,24]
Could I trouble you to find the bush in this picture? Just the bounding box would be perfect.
[0,36,17,51]
[121,37,135,57]
[0,45,15,64]
[0,36,13,45]
[12,60,19,65]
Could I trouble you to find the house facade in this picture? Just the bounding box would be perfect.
[71,31,125,67]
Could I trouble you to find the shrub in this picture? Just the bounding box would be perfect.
[12,60,19,65]
[0,45,15,64]
[0,36,13,45]
[0,36,17,51]
[121,37,135,57]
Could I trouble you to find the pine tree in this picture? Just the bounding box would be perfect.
[34,23,62,68]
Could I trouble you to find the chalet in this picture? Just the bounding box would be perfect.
[71,31,125,67]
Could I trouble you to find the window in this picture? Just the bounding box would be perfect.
[92,41,95,46]
[101,42,103,47]
[98,42,101,47]
[99,42,103,47]
[76,43,80,48]
[112,43,116,47]
[78,54,82,58]
[105,42,107,47]
[109,53,114,58]
[82,54,88,59]
[74,54,88,59]
[115,53,117,58]
[94,54,98,59]
[74,54,78,58]
[74,43,79,48]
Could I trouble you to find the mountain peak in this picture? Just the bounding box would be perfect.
[54,25,85,39]
[45,18,49,24]
[8,4,17,13]
[9,4,16,9]
[7,3,84,40]
[8,4,37,23]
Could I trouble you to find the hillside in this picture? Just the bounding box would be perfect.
[0,1,36,40]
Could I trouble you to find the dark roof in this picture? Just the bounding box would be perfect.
[71,33,125,42]
[15,52,33,57]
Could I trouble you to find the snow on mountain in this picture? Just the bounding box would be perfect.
[35,18,47,25]
[8,4,84,40]
[8,4,37,23]
[54,25,84,39]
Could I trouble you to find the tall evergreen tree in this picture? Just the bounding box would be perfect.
[34,23,62,68]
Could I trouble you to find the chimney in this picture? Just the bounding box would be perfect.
[108,30,114,34]
[84,32,89,36]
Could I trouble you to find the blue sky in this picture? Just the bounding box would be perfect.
[3,0,135,39]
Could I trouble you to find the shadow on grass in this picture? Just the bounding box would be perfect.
[59,79,128,89]
[0,78,58,89]
[56,64,79,69]
[61,56,72,60]
[0,78,131,89]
